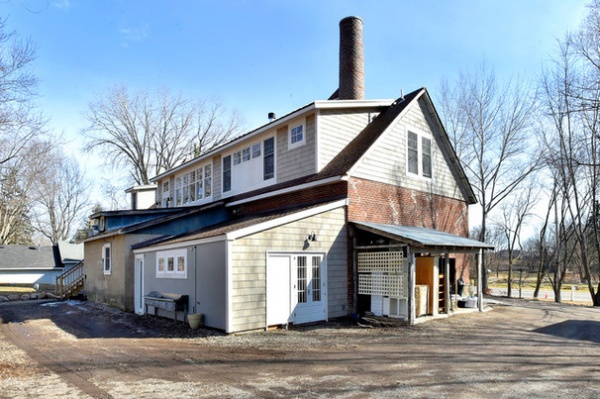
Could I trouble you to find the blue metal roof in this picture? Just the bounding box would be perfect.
[352,222,494,251]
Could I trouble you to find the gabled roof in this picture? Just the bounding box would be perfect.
[353,222,494,252]
[0,245,63,270]
[226,87,476,206]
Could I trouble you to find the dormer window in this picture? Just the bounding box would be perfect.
[174,163,212,206]
[288,120,305,149]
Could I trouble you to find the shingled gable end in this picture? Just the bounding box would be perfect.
[83,17,491,333]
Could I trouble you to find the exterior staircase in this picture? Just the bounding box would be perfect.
[55,261,85,299]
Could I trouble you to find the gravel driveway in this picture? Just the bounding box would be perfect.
[1,297,599,398]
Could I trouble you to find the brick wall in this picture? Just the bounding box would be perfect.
[347,177,472,283]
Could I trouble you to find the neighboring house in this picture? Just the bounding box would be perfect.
[0,241,83,287]
[84,17,492,333]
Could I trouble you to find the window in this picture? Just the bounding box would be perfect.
[175,176,182,206]
[156,249,187,279]
[102,243,111,275]
[264,137,275,180]
[252,143,261,158]
[407,130,433,179]
[289,122,305,149]
[161,180,170,207]
[422,136,432,178]
[204,164,212,197]
[173,163,212,206]
[223,155,231,192]
[407,131,419,175]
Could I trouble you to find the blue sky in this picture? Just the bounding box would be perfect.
[4,1,588,134]
[1,0,590,214]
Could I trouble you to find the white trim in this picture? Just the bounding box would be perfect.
[287,118,306,150]
[225,239,233,334]
[315,110,321,173]
[102,243,112,275]
[226,176,345,207]
[156,249,188,279]
[133,235,227,254]
[406,126,434,181]
[227,199,348,240]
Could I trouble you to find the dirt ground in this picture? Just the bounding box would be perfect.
[1,298,600,399]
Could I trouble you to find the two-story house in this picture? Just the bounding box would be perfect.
[83,16,492,333]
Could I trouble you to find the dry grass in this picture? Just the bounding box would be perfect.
[0,286,36,296]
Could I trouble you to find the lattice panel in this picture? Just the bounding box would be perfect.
[358,251,404,273]
[358,274,407,298]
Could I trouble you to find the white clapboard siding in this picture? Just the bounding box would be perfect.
[229,207,347,332]
[352,98,466,201]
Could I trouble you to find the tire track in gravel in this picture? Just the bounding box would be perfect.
[1,322,113,399]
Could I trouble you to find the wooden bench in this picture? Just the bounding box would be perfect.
[144,291,189,322]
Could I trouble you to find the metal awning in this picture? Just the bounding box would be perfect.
[352,221,494,253]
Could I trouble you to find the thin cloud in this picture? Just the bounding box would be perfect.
[51,0,71,10]
[118,24,150,47]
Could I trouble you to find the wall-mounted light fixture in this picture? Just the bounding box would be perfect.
[307,231,317,242]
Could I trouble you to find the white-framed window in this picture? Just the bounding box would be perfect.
[173,163,212,206]
[288,121,305,149]
[156,249,187,279]
[222,136,275,195]
[161,180,171,207]
[264,137,275,180]
[407,130,433,179]
[102,243,112,275]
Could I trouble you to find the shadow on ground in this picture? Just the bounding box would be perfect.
[534,320,600,344]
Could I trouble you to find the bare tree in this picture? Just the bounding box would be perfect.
[0,17,43,167]
[82,85,244,185]
[492,185,537,297]
[0,139,53,244]
[439,62,538,289]
[31,152,90,244]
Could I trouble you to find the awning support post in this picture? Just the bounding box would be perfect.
[407,247,416,325]
[444,253,450,314]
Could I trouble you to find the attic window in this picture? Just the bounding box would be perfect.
[407,130,433,179]
[288,121,305,150]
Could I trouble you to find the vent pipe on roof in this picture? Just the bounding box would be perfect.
[268,112,276,122]
[339,16,364,100]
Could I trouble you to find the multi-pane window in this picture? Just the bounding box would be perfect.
[156,249,187,279]
[407,130,432,179]
[173,163,212,205]
[312,256,321,302]
[264,137,275,180]
[289,123,304,149]
[297,256,307,303]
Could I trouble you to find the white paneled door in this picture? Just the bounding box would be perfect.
[267,253,326,326]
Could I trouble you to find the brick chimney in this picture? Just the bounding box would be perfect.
[339,16,364,100]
